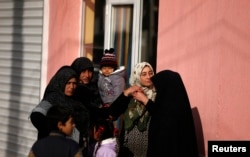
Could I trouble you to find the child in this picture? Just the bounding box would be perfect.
[28,105,82,157]
[98,48,126,136]
[93,119,118,157]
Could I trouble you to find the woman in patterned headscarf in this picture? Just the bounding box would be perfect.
[123,62,156,157]
[109,62,156,157]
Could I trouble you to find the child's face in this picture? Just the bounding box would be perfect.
[101,66,114,77]
[58,116,75,136]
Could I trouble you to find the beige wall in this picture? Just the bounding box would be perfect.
[157,0,250,156]
[47,0,82,81]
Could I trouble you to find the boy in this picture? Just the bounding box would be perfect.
[28,105,82,157]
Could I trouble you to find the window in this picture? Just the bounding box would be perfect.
[82,0,158,78]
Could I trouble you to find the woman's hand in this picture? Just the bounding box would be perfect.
[132,91,149,105]
[123,85,143,97]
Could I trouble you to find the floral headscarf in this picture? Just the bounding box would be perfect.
[124,62,156,132]
[129,62,156,101]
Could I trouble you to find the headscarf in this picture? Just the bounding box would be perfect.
[71,57,94,78]
[43,65,89,136]
[43,66,77,104]
[124,62,156,132]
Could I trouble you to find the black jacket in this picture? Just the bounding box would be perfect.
[30,131,82,157]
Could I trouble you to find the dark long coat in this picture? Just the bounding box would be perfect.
[146,70,198,157]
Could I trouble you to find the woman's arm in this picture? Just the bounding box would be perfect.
[132,91,156,113]
[144,99,154,113]
[109,93,131,119]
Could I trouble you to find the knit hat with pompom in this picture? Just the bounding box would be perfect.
[100,48,118,69]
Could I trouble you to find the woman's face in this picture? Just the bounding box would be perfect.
[79,69,93,85]
[140,66,154,87]
[64,78,77,96]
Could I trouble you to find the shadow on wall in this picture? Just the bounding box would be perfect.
[192,107,205,157]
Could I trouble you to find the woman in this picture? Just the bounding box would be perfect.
[110,69,199,157]
[146,70,198,157]
[110,62,156,157]
[30,65,89,146]
[71,57,110,157]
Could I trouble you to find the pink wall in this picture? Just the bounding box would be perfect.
[47,0,82,81]
[157,0,250,156]
[46,0,250,156]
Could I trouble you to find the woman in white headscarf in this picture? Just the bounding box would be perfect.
[110,62,156,157]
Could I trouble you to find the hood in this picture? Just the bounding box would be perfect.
[99,66,127,78]
[99,137,117,151]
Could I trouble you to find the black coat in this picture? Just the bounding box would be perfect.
[73,83,109,124]
[147,70,198,157]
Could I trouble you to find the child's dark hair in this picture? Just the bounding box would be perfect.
[94,119,115,155]
[46,105,73,132]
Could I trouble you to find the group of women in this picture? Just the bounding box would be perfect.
[30,57,199,157]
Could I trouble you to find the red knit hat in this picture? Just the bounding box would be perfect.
[100,48,118,69]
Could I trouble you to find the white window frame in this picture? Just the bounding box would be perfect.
[104,0,142,69]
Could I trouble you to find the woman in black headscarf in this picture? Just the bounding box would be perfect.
[71,57,113,157]
[146,70,198,157]
[30,65,89,146]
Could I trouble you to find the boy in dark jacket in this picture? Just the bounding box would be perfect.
[28,105,82,157]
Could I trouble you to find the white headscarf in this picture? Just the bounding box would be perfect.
[129,62,156,101]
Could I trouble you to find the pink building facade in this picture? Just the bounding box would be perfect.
[45,0,250,156]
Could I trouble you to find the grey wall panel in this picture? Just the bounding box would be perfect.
[0,0,44,156]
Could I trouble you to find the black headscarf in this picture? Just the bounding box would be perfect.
[43,65,78,105]
[43,65,89,137]
[147,70,199,157]
[71,57,94,78]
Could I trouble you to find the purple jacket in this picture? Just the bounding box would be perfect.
[93,137,117,157]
